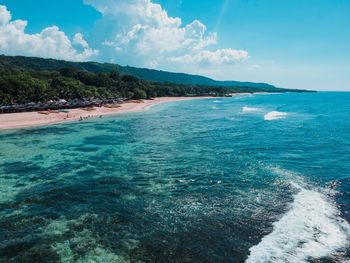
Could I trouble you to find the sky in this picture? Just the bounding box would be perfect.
[0,0,349,91]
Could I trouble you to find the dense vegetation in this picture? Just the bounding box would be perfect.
[0,66,229,105]
[0,55,277,88]
[0,55,311,105]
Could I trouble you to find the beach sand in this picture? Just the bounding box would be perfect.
[0,97,213,131]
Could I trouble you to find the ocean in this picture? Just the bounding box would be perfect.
[0,92,349,262]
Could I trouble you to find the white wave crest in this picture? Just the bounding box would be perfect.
[264,111,287,121]
[242,107,260,112]
[246,169,350,263]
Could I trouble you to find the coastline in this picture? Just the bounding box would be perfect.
[0,97,213,131]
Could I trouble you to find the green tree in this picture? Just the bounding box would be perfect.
[132,89,147,99]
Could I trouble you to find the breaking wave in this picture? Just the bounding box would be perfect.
[242,106,260,112]
[264,111,288,121]
[246,168,350,263]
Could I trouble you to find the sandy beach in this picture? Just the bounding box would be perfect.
[0,97,213,131]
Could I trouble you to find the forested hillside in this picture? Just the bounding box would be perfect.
[0,55,311,105]
[0,55,278,88]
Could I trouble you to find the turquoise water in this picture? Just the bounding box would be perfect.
[0,92,349,262]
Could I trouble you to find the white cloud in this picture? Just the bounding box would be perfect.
[73,33,89,49]
[0,5,98,61]
[84,0,248,68]
[85,0,181,28]
[0,1,249,75]
[116,19,216,55]
[0,5,11,26]
[168,49,249,66]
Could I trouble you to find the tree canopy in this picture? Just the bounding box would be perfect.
[0,55,311,105]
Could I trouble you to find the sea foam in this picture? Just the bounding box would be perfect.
[264,111,287,121]
[246,168,350,263]
[242,106,260,112]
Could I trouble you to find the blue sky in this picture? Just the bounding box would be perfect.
[0,0,349,91]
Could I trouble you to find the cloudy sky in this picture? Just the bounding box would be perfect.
[0,0,349,90]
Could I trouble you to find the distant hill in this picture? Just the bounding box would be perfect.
[0,54,314,107]
[117,66,278,89]
[0,55,277,89]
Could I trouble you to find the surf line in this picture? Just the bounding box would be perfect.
[246,168,350,263]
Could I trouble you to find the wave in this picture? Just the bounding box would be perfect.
[242,106,260,112]
[264,111,287,121]
[246,168,350,263]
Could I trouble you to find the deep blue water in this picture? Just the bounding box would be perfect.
[0,92,349,262]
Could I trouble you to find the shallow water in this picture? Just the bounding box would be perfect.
[0,92,349,262]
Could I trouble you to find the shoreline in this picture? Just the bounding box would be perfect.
[0,97,214,131]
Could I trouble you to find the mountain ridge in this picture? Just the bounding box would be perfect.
[0,55,277,89]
